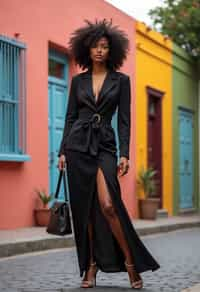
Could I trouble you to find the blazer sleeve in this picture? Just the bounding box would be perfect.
[117,75,131,160]
[58,76,78,157]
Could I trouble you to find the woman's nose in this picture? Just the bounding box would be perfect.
[96,46,102,53]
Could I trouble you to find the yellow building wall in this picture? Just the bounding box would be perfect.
[135,21,173,215]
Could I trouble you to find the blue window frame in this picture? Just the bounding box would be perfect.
[0,35,30,161]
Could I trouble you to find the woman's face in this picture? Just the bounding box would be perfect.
[90,36,110,64]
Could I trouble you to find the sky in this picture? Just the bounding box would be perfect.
[105,0,164,26]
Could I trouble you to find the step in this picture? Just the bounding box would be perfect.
[156,209,168,218]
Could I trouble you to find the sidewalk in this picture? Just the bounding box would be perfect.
[0,214,200,258]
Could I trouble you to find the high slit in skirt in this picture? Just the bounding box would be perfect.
[65,149,160,277]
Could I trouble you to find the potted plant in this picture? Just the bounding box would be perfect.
[137,166,160,220]
[34,188,54,226]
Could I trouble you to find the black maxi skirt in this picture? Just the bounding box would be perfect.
[65,149,160,277]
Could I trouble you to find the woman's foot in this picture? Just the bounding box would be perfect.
[81,262,98,288]
[125,261,143,289]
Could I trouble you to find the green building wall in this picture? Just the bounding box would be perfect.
[172,43,199,214]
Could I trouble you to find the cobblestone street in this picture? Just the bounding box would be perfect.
[0,228,199,292]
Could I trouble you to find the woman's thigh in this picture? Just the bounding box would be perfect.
[96,151,119,216]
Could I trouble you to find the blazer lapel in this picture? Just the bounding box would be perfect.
[80,71,96,111]
[80,69,119,110]
[96,70,118,107]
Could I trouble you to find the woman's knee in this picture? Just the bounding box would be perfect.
[96,168,116,218]
[101,202,116,218]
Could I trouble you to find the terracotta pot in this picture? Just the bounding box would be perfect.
[34,208,51,226]
[139,198,160,220]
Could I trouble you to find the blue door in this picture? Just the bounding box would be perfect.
[179,109,194,209]
[48,49,69,203]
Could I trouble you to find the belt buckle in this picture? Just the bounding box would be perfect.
[92,113,101,124]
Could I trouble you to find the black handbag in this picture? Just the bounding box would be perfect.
[46,168,72,236]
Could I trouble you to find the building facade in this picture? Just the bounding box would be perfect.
[135,21,173,215]
[135,21,199,216]
[0,0,136,229]
[172,44,199,214]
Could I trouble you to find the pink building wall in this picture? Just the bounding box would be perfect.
[0,0,137,229]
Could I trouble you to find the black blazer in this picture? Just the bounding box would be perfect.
[58,69,131,160]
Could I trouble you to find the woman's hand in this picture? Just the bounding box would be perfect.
[57,154,66,170]
[117,156,129,177]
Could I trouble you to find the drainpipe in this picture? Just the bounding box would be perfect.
[198,78,200,212]
[198,60,200,212]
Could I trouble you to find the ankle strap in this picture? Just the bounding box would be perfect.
[125,261,134,267]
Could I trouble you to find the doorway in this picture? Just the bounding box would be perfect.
[179,108,194,209]
[147,86,164,208]
[48,48,69,200]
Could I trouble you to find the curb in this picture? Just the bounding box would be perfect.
[136,220,200,236]
[0,236,75,258]
[182,284,200,291]
[0,219,200,258]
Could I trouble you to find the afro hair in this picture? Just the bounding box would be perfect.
[68,19,130,70]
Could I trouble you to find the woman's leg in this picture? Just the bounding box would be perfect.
[96,167,142,285]
[81,219,98,287]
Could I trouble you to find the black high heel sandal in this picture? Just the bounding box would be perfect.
[125,261,143,289]
[81,262,98,288]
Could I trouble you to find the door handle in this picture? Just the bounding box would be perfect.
[50,152,54,164]
[184,159,189,172]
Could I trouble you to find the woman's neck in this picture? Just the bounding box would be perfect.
[92,62,108,74]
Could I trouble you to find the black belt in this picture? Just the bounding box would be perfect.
[79,113,111,130]
[78,113,111,155]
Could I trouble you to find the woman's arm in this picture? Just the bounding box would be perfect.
[58,76,78,157]
[117,75,131,160]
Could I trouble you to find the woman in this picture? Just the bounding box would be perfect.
[58,19,160,289]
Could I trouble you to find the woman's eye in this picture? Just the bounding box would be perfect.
[91,45,109,49]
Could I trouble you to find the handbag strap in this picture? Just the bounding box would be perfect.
[54,168,68,202]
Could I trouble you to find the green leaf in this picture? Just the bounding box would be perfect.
[137,166,158,197]
[34,187,53,206]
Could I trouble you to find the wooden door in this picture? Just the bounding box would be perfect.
[179,109,194,209]
[147,87,163,207]
[48,49,69,202]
